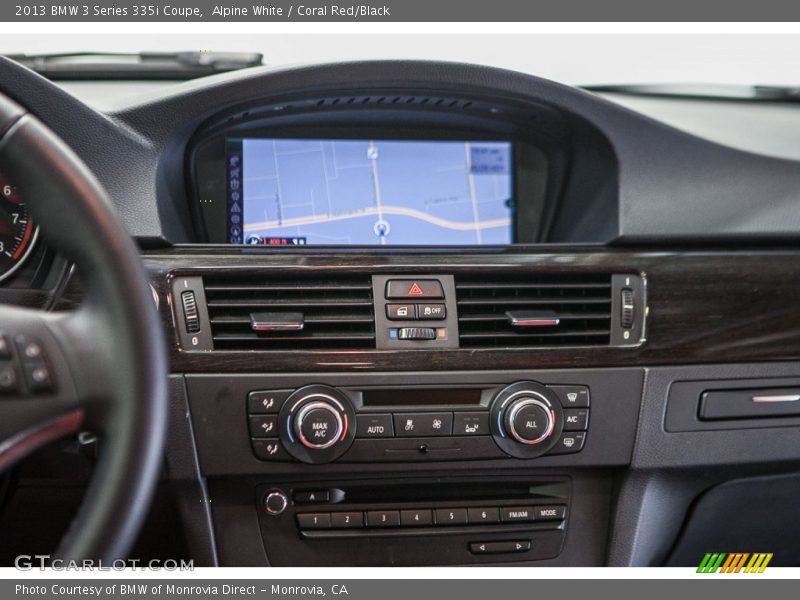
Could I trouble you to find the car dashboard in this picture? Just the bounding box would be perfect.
[2,57,800,567]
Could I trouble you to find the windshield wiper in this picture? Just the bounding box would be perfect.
[583,83,800,102]
[4,51,264,81]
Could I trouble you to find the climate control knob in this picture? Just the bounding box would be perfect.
[278,385,356,464]
[294,401,344,449]
[490,381,563,459]
[505,397,554,445]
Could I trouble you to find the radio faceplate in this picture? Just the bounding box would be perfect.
[255,476,570,566]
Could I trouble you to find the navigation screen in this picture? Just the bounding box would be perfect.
[225,138,513,245]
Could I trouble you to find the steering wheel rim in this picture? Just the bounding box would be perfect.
[0,93,168,561]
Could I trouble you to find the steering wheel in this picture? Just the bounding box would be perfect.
[0,94,168,560]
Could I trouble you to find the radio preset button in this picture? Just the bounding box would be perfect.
[296,513,331,530]
[356,414,394,438]
[331,512,364,528]
[366,510,401,528]
[393,412,453,437]
[467,507,500,524]
[400,509,434,527]
[435,508,468,525]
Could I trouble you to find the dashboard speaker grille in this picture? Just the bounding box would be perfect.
[203,274,375,350]
[455,273,612,348]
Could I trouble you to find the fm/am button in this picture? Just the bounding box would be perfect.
[356,414,394,438]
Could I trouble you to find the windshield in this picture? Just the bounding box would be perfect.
[1,33,798,87]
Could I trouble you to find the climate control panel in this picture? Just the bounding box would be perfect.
[246,381,591,464]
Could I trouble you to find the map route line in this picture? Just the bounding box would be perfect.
[243,204,511,233]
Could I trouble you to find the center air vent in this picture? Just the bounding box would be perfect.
[204,274,375,350]
[455,274,613,348]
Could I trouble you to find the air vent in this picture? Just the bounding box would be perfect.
[203,274,375,350]
[455,274,613,348]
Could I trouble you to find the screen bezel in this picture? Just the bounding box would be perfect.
[191,118,550,247]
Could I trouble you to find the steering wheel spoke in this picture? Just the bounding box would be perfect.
[0,92,168,561]
[0,304,86,472]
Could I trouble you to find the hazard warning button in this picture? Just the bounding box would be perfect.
[385,279,444,299]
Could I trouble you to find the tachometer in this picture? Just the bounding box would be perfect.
[0,172,38,282]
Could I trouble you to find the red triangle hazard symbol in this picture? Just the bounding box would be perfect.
[407,282,424,296]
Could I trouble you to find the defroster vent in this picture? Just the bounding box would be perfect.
[204,274,376,350]
[455,273,613,348]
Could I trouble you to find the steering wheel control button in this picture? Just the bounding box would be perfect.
[548,432,587,455]
[467,507,501,524]
[507,399,553,444]
[534,505,567,521]
[563,408,590,431]
[0,364,19,394]
[393,412,453,437]
[470,540,531,555]
[417,304,446,320]
[248,415,278,438]
[397,327,437,340]
[386,303,416,320]
[295,402,343,449]
[356,414,394,438]
[0,335,11,358]
[296,513,332,530]
[263,490,288,515]
[366,510,401,528]
[453,412,489,436]
[435,508,468,526]
[501,506,535,523]
[386,279,444,300]
[247,390,291,414]
[15,336,55,394]
[251,438,291,461]
[549,385,590,408]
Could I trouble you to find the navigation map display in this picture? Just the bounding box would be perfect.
[225,138,513,245]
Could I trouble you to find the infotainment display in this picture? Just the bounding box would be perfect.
[225,138,513,245]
